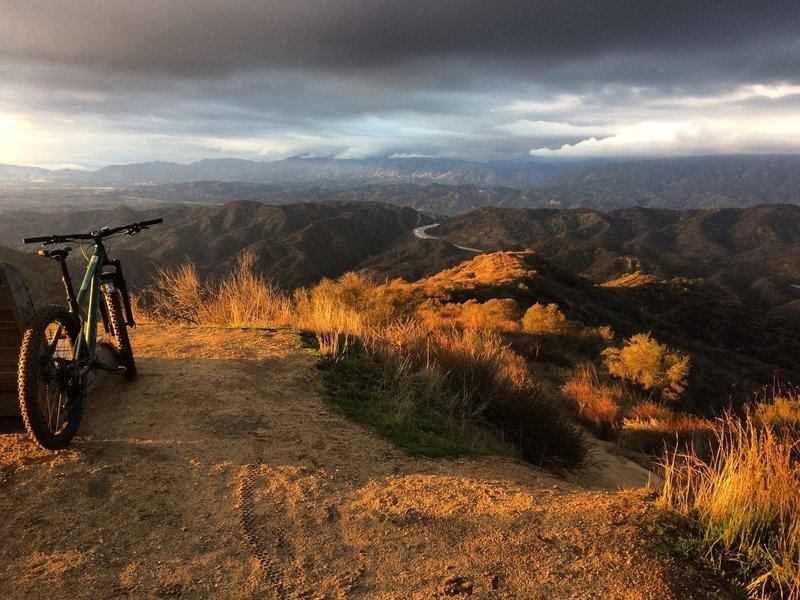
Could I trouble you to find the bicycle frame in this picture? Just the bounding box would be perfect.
[52,242,131,373]
[72,247,106,364]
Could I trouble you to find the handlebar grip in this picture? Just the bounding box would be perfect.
[22,235,52,244]
[139,218,163,227]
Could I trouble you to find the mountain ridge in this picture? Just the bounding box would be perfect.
[3,154,798,212]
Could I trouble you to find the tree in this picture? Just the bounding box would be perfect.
[602,332,690,401]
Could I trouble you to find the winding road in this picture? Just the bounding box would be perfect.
[413,223,483,253]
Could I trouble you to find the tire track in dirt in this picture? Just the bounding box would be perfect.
[236,464,286,597]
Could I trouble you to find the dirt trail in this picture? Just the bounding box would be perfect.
[0,325,731,599]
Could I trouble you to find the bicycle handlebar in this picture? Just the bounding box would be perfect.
[23,218,163,245]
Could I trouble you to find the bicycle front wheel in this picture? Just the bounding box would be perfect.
[103,289,137,380]
[17,305,83,450]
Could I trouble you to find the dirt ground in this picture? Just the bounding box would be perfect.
[0,325,735,599]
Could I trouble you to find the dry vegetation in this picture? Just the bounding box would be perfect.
[141,251,585,467]
[659,408,800,599]
[141,250,799,597]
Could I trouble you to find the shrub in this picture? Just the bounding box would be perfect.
[753,389,800,432]
[522,303,573,334]
[561,364,621,438]
[422,329,585,467]
[417,298,521,332]
[602,332,690,401]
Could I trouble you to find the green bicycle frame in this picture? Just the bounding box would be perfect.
[71,245,109,366]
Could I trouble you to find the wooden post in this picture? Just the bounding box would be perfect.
[0,262,35,416]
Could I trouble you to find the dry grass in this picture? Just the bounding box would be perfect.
[620,402,718,458]
[659,414,800,598]
[143,251,293,327]
[146,261,206,324]
[207,252,293,327]
[561,364,621,438]
[417,298,521,332]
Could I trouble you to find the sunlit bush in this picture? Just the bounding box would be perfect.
[522,302,574,334]
[753,389,800,432]
[603,332,690,401]
[418,298,521,332]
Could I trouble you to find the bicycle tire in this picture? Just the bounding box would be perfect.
[17,305,83,450]
[103,289,137,380]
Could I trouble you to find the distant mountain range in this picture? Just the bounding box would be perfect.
[0,156,577,188]
[2,154,798,212]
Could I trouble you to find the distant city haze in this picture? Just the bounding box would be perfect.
[1,1,799,169]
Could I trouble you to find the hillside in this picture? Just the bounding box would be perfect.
[0,157,575,188]
[0,202,453,304]
[532,155,800,210]
[4,202,799,310]
[400,250,800,412]
[437,204,800,318]
[0,325,733,599]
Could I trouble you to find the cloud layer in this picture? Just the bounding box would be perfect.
[2,1,799,168]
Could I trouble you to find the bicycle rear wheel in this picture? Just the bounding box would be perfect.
[17,305,83,450]
[103,288,137,380]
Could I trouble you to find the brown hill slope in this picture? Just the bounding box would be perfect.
[406,250,800,412]
[0,326,733,599]
[437,204,800,317]
[0,201,453,304]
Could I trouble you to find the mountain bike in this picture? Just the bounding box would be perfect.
[18,218,162,450]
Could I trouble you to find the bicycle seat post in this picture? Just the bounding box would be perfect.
[56,253,79,316]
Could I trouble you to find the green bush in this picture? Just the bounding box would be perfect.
[602,332,690,401]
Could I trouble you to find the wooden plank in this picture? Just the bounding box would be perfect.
[0,391,19,418]
[0,361,18,374]
[0,328,22,341]
[0,263,35,330]
[0,370,17,387]
[0,263,33,418]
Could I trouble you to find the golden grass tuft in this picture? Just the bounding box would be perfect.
[620,402,717,457]
[561,364,620,437]
[144,251,293,327]
[206,251,294,327]
[659,414,800,598]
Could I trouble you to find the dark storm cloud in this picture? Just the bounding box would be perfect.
[3,1,799,83]
[2,1,799,166]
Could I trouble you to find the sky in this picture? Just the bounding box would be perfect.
[1,0,800,170]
